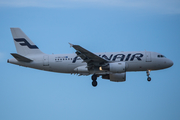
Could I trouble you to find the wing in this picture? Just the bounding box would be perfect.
[69,43,108,68]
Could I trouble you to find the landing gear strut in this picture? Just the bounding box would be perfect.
[91,74,98,87]
[146,70,151,82]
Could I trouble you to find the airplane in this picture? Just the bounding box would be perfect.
[7,28,173,87]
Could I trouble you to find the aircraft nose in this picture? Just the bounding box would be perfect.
[167,59,173,68]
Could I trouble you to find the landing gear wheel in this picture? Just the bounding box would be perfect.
[147,77,151,82]
[146,70,151,82]
[91,75,97,81]
[91,74,98,87]
[92,80,97,87]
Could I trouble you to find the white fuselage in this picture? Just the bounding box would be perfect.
[8,51,173,75]
[8,28,174,86]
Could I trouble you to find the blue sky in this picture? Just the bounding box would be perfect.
[0,0,180,120]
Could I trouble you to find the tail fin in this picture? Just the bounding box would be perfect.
[10,28,44,56]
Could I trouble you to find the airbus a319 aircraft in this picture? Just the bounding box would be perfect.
[8,28,173,87]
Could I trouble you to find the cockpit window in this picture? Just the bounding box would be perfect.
[157,55,166,58]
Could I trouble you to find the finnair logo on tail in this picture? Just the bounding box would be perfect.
[14,38,38,49]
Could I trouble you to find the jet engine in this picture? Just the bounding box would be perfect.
[102,73,126,82]
[100,62,126,73]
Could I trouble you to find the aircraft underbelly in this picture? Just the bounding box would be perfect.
[127,62,149,71]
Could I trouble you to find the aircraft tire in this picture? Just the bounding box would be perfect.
[91,74,97,81]
[147,77,151,82]
[92,80,97,87]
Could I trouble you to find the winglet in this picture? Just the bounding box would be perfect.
[69,43,74,48]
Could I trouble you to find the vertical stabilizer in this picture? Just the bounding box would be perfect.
[10,28,44,56]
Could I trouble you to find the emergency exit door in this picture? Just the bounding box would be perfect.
[146,52,152,62]
[43,55,49,66]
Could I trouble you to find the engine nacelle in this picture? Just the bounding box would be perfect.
[110,62,126,73]
[100,62,126,73]
[102,73,126,82]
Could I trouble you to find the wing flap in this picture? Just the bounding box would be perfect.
[11,53,33,62]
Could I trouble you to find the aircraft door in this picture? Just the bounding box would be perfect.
[43,55,49,66]
[146,52,152,62]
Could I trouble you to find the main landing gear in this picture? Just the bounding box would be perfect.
[146,70,151,82]
[91,74,98,87]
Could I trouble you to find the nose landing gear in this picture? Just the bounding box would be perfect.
[146,70,151,82]
[91,74,98,87]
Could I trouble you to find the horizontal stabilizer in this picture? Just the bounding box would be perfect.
[11,53,33,62]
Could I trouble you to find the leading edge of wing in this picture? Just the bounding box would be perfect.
[69,43,108,64]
